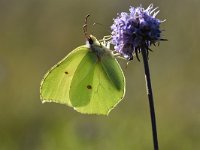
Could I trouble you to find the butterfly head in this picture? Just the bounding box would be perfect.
[86,35,101,47]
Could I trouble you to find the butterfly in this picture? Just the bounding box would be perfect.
[40,15,125,115]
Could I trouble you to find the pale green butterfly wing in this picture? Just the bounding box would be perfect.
[40,46,89,106]
[40,34,125,115]
[70,50,125,115]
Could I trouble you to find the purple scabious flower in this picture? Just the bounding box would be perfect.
[111,4,164,60]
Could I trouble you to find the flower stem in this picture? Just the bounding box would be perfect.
[141,48,159,150]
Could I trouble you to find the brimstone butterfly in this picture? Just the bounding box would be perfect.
[40,15,125,115]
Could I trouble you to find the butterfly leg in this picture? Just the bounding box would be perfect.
[99,35,112,48]
[99,35,112,43]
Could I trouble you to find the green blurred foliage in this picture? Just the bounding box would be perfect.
[0,0,200,149]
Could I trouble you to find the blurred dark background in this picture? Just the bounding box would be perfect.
[0,0,200,149]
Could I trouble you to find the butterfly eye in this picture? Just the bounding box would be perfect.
[88,37,93,45]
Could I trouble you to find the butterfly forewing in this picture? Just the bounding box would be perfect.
[69,50,125,115]
[40,46,89,106]
[69,51,97,107]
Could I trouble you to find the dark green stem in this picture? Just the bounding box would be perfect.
[141,48,159,150]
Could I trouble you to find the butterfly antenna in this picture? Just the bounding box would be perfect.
[93,22,104,27]
[83,14,90,40]
[93,22,110,33]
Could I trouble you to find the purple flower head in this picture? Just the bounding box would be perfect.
[111,4,164,60]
